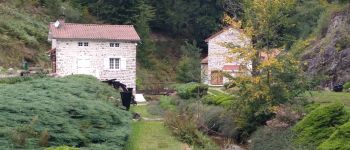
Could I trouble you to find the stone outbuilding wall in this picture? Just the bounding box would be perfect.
[205,27,250,86]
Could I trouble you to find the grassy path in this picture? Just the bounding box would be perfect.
[126,105,185,150]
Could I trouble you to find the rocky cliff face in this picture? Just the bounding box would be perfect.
[302,6,350,87]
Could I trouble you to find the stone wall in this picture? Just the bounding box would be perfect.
[54,39,137,90]
[207,28,250,85]
[201,63,209,84]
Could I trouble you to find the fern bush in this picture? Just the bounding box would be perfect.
[293,103,349,148]
[203,93,235,107]
[0,75,131,149]
[318,122,350,150]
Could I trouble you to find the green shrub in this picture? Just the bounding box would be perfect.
[318,122,350,150]
[45,146,79,150]
[147,102,165,116]
[0,75,131,149]
[203,93,235,107]
[159,96,177,111]
[343,82,350,90]
[293,103,349,148]
[174,83,208,99]
[146,96,178,116]
[0,74,47,84]
[0,76,33,84]
[199,105,240,139]
[250,127,304,150]
[164,111,218,150]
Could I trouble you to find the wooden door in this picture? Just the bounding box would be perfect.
[211,71,223,85]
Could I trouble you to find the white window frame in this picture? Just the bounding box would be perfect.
[78,42,89,47]
[110,42,120,47]
[109,58,120,70]
[104,57,126,71]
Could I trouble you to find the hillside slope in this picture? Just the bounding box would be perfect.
[0,2,50,68]
[302,6,350,87]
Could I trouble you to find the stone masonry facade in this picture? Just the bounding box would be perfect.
[206,27,250,85]
[55,39,137,90]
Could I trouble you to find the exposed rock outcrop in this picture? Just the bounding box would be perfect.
[302,6,350,88]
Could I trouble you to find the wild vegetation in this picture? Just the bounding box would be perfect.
[293,103,349,148]
[1,0,350,149]
[0,75,131,149]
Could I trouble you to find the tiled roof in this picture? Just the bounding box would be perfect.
[205,26,245,42]
[223,65,240,71]
[49,22,140,41]
[201,56,208,64]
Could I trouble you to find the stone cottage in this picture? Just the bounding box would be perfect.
[48,20,140,90]
[201,26,250,86]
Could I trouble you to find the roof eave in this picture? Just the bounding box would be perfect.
[51,37,141,42]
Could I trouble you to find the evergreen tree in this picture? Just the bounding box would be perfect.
[176,42,201,83]
[134,0,157,68]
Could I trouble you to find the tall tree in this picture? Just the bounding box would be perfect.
[232,0,297,76]
[176,42,202,83]
[223,0,308,140]
[148,0,227,47]
[134,0,157,68]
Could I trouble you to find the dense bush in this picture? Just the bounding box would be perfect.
[250,127,302,150]
[293,103,349,148]
[174,83,208,99]
[343,82,350,90]
[318,122,350,150]
[147,96,177,116]
[158,96,177,111]
[0,75,131,149]
[203,92,235,107]
[45,146,79,150]
[198,105,240,139]
[164,111,218,150]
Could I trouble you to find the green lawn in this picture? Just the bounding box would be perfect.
[126,105,184,150]
[306,91,350,109]
[126,121,184,150]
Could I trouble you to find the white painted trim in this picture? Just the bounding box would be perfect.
[104,57,126,71]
